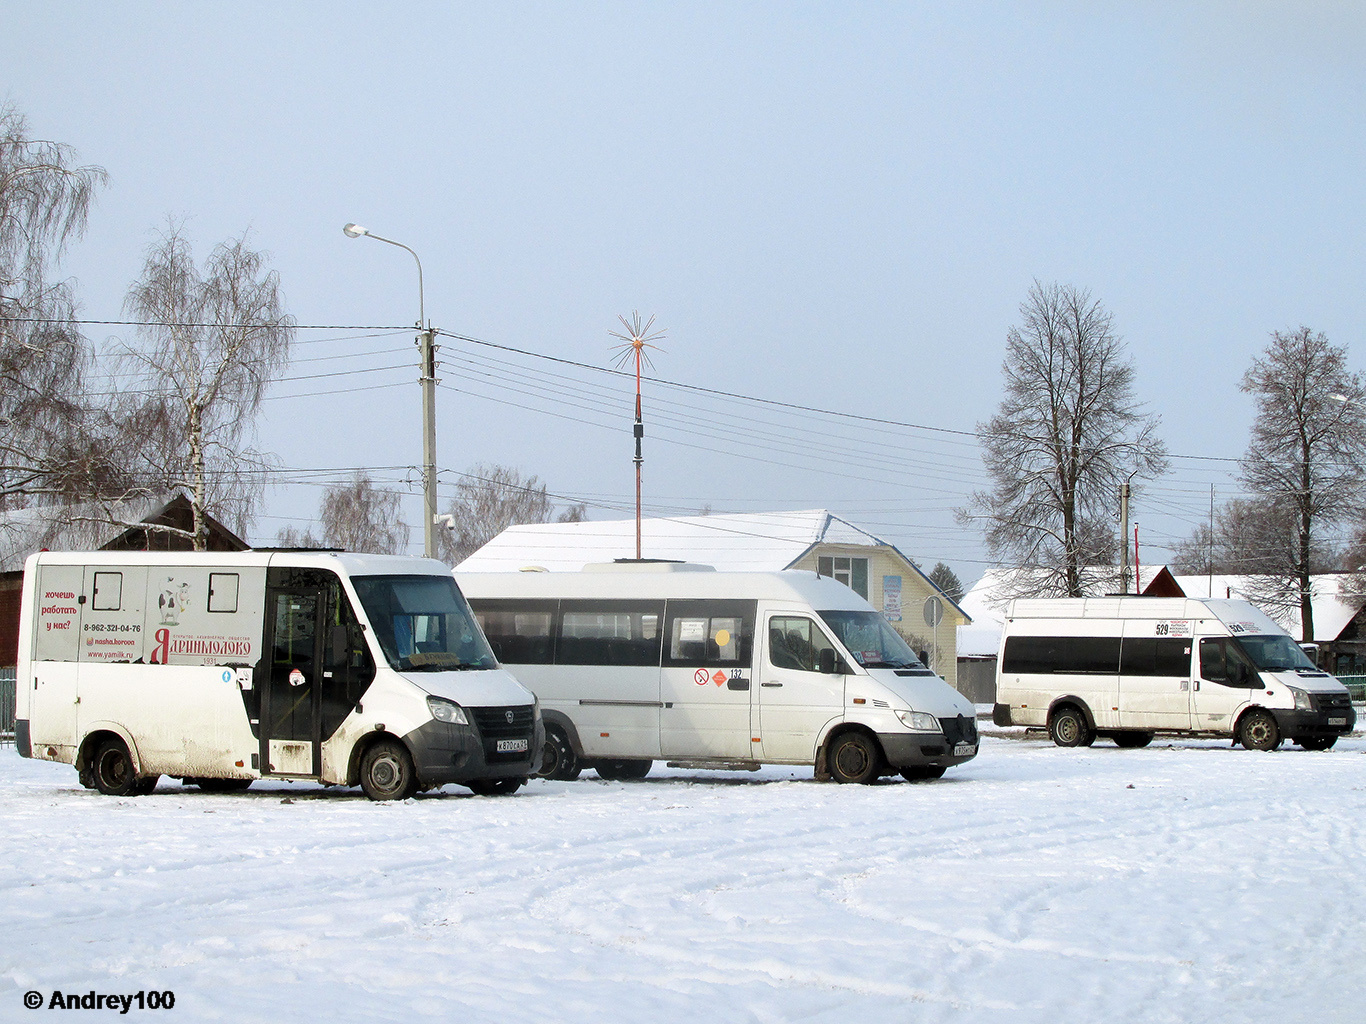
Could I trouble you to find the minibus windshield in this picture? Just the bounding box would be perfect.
[818,610,931,672]
[352,574,497,672]
[1232,634,1318,672]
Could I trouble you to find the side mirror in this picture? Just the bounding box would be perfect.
[819,648,837,675]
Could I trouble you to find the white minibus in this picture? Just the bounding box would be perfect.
[993,596,1356,749]
[17,550,542,799]
[457,562,979,784]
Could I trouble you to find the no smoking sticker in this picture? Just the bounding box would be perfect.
[694,668,710,686]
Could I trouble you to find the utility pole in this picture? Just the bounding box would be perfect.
[420,325,439,559]
[1119,479,1131,594]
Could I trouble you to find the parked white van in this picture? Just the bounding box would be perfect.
[993,596,1356,749]
[17,550,542,799]
[457,562,979,784]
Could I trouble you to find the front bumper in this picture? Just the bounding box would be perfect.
[879,714,980,769]
[403,706,543,787]
[1271,703,1356,741]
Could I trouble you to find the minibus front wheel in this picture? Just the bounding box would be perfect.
[359,738,419,800]
[537,724,583,781]
[1237,709,1282,751]
[827,730,883,784]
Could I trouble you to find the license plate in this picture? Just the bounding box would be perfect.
[954,742,977,757]
[496,738,528,753]
[1328,717,1347,726]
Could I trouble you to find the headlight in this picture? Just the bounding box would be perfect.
[1288,687,1313,712]
[533,697,542,725]
[896,709,941,732]
[427,697,469,725]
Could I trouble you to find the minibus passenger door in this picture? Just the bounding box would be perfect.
[260,586,325,776]
[1192,636,1255,734]
[757,613,846,763]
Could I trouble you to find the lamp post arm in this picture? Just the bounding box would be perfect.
[360,231,425,328]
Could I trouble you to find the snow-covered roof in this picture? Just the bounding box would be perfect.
[456,510,887,573]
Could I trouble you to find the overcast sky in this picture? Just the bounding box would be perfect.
[8,3,1366,583]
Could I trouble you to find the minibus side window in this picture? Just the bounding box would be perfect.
[1001,636,1120,674]
[1120,637,1192,676]
[1199,638,1258,687]
[768,616,838,673]
[558,600,664,666]
[662,600,755,667]
[470,600,556,664]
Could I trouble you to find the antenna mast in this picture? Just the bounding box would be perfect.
[610,311,666,559]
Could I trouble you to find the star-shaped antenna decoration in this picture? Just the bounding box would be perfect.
[608,310,667,372]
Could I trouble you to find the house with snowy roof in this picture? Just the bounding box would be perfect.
[456,509,972,689]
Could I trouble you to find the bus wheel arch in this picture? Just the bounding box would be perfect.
[78,728,149,795]
[823,726,885,784]
[1047,700,1096,748]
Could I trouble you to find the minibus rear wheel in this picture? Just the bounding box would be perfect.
[467,777,525,796]
[92,738,139,796]
[595,759,652,781]
[359,739,418,800]
[899,765,946,782]
[1113,731,1154,748]
[1298,735,1337,751]
[1048,706,1094,748]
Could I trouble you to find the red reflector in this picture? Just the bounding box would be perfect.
[235,761,244,767]
[600,732,609,737]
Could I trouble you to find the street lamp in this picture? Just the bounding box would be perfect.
[343,222,440,559]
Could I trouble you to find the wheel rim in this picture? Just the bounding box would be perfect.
[834,741,870,779]
[1245,716,1274,748]
[369,754,403,795]
[98,748,131,790]
[537,737,559,778]
[1055,716,1079,744]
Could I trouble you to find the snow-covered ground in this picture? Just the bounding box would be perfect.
[3,730,1365,1023]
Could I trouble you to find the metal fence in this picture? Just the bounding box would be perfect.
[1334,674,1366,704]
[0,667,15,745]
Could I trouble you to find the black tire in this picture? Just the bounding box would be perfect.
[827,731,882,784]
[193,777,254,792]
[1113,731,1154,749]
[92,738,138,796]
[467,777,525,796]
[1238,709,1282,751]
[1298,735,1337,751]
[536,725,582,781]
[595,759,653,781]
[132,775,160,795]
[899,765,947,782]
[1048,706,1094,748]
[359,739,418,801]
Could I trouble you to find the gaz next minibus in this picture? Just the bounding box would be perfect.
[994,596,1356,749]
[457,562,979,784]
[17,551,542,799]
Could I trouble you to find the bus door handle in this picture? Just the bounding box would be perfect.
[762,682,783,688]
[1192,680,1201,691]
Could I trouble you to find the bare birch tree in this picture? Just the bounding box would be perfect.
[318,471,409,553]
[120,225,294,548]
[1239,326,1366,639]
[0,107,125,511]
[959,281,1167,597]
[437,463,587,565]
